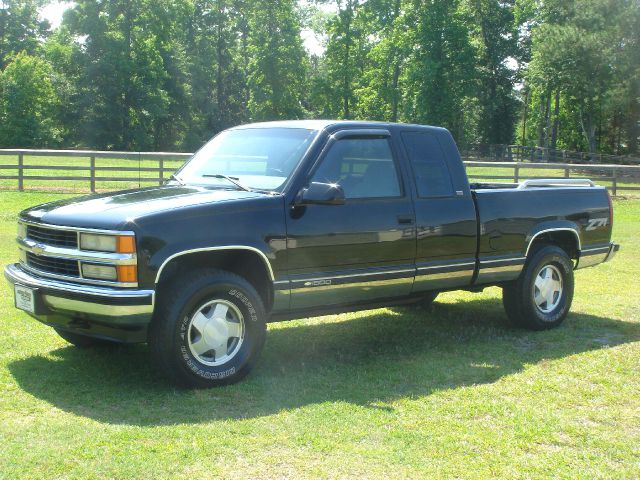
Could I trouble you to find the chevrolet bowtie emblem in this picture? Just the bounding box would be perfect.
[32,244,46,255]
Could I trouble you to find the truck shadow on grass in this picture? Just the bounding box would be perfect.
[9,297,640,425]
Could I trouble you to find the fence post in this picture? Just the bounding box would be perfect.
[18,153,24,191]
[564,167,570,178]
[90,156,96,193]
[514,165,520,183]
[159,157,164,186]
[612,167,617,197]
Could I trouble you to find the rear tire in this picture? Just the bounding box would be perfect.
[149,269,267,388]
[503,245,574,330]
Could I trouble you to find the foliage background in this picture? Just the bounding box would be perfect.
[0,0,638,155]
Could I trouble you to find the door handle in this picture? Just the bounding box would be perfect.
[397,215,414,225]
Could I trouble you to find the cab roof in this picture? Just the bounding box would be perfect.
[230,119,449,135]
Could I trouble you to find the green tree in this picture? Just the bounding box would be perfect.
[0,0,50,68]
[42,26,83,145]
[525,0,639,154]
[319,0,371,119]
[610,1,640,154]
[403,0,476,141]
[354,0,410,122]
[63,0,171,150]
[464,0,519,144]
[246,0,307,121]
[0,52,61,146]
[182,0,248,148]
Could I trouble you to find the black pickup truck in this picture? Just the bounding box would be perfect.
[5,120,619,386]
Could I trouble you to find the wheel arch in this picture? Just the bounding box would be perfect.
[154,246,275,310]
[524,226,581,260]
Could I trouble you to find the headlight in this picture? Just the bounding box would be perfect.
[81,263,137,283]
[80,234,117,252]
[80,233,136,253]
[17,223,27,239]
[81,263,117,281]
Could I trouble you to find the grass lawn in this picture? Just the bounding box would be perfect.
[0,191,639,479]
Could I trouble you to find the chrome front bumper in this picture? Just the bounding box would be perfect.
[4,263,154,343]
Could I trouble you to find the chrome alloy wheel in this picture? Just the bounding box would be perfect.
[533,264,563,314]
[187,299,245,366]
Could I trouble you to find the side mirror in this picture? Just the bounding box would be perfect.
[296,182,346,206]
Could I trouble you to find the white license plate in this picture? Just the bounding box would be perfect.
[15,284,35,314]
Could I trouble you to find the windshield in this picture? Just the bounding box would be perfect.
[177,127,318,191]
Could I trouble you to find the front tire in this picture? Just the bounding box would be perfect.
[149,269,266,387]
[502,245,574,330]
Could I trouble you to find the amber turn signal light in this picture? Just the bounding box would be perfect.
[116,265,137,283]
[116,235,136,253]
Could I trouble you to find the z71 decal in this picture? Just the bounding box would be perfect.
[586,218,608,231]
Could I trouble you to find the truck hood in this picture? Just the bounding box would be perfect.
[19,185,272,230]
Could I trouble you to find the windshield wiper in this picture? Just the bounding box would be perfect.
[168,173,185,186]
[202,174,251,191]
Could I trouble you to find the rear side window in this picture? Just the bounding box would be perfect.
[401,131,454,197]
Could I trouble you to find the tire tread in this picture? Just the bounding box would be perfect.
[502,245,574,331]
[148,268,266,387]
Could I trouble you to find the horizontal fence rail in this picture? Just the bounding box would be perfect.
[1,149,639,196]
[459,144,640,165]
[0,149,192,193]
[463,161,640,196]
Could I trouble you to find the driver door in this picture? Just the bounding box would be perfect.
[286,131,416,310]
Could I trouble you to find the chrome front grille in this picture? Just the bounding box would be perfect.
[26,225,78,248]
[17,221,138,287]
[26,252,80,277]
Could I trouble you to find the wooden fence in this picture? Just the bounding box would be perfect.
[464,161,640,196]
[460,144,640,165]
[1,148,639,196]
[0,149,191,192]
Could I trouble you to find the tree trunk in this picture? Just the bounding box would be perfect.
[122,0,133,150]
[342,2,353,119]
[0,0,7,68]
[579,100,597,154]
[521,87,529,145]
[544,92,552,149]
[389,0,401,122]
[238,1,250,115]
[538,91,550,148]
[216,0,226,130]
[550,90,560,151]
[628,78,639,154]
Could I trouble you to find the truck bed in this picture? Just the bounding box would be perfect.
[470,178,596,191]
[470,179,613,284]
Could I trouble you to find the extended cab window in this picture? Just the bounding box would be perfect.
[401,131,454,197]
[311,138,401,199]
